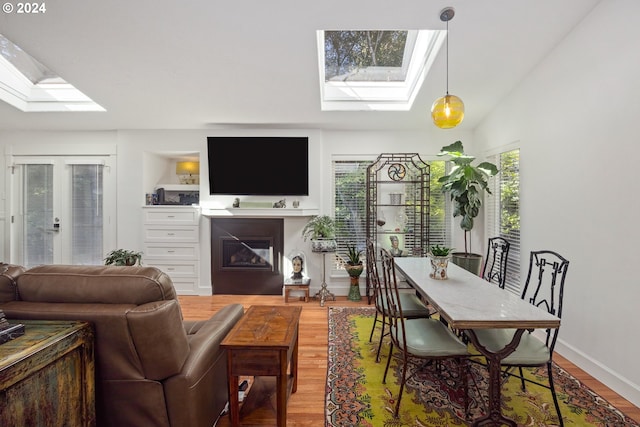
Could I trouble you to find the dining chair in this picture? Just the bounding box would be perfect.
[481,236,511,288]
[379,248,471,418]
[367,240,432,363]
[469,250,570,426]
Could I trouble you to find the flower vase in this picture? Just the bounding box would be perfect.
[346,264,363,301]
[429,255,451,280]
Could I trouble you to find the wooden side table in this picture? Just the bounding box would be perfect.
[284,284,310,302]
[0,320,95,427]
[221,305,302,427]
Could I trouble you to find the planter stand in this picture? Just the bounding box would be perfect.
[313,252,335,307]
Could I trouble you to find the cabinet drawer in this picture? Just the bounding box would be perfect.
[143,243,198,260]
[145,260,199,277]
[170,278,200,295]
[143,208,199,225]
[144,226,199,243]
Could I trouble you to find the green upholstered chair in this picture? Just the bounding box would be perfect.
[379,248,471,418]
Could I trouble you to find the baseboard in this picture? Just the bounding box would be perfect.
[555,338,640,408]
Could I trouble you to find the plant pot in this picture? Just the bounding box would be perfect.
[311,238,337,253]
[451,252,483,276]
[428,254,451,280]
[346,263,363,301]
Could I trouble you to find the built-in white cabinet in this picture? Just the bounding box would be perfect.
[142,206,200,295]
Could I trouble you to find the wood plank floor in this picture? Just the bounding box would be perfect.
[178,294,640,426]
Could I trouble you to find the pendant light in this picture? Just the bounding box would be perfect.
[431,7,465,129]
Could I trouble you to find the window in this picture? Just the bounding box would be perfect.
[318,29,446,111]
[332,158,449,270]
[486,149,521,294]
[0,34,104,112]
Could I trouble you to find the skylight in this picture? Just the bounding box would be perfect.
[318,30,446,111]
[0,34,105,112]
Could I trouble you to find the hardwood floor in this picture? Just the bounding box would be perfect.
[178,294,640,426]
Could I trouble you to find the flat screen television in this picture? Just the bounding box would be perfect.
[207,136,309,196]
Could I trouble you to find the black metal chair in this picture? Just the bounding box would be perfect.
[469,250,570,426]
[481,236,511,288]
[379,248,471,418]
[366,239,431,362]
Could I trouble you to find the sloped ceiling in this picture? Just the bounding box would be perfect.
[0,0,600,131]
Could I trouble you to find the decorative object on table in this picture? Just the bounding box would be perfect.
[343,243,363,301]
[284,250,310,286]
[232,197,240,208]
[273,198,286,208]
[427,244,453,280]
[326,306,639,427]
[0,309,25,344]
[438,141,498,275]
[302,215,337,306]
[389,235,403,257]
[104,249,143,266]
[431,7,465,129]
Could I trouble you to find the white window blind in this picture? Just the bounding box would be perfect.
[486,149,521,294]
[427,160,450,249]
[333,160,369,269]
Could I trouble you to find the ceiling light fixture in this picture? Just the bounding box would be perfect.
[431,7,464,129]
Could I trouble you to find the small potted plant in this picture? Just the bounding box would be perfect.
[438,141,498,275]
[427,244,453,280]
[344,243,364,301]
[302,215,337,252]
[104,249,143,266]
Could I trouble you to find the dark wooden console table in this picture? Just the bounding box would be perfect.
[0,320,95,427]
[221,305,302,427]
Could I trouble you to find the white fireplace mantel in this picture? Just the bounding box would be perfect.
[201,208,319,218]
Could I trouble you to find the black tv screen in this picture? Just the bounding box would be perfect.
[207,136,309,196]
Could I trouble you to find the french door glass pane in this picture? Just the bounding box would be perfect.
[24,164,54,266]
[71,165,104,265]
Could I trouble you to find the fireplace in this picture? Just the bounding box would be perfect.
[211,218,284,294]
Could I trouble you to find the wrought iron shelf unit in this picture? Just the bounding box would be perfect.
[365,153,430,303]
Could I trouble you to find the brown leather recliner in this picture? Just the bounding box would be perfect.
[0,264,244,427]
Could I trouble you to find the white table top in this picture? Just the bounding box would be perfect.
[393,257,560,330]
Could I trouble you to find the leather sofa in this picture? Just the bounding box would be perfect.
[0,263,244,427]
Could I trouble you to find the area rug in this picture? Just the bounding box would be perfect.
[325,306,640,427]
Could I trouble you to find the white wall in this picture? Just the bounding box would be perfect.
[475,0,640,406]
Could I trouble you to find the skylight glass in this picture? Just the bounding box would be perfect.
[0,34,105,112]
[318,30,446,111]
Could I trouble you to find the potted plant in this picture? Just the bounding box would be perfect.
[438,140,498,275]
[302,215,337,252]
[344,243,364,301]
[427,244,453,280]
[104,249,143,266]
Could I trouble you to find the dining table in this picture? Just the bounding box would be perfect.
[394,257,561,427]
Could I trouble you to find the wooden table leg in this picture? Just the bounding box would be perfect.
[228,370,240,427]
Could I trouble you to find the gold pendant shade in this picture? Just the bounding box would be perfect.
[431,94,465,129]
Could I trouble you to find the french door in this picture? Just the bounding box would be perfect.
[10,156,116,268]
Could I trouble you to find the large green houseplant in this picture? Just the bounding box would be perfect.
[438,141,498,275]
[302,215,337,252]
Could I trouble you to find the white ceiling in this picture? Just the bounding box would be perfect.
[0,0,601,132]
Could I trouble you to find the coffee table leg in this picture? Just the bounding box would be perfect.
[227,353,240,427]
[465,329,525,427]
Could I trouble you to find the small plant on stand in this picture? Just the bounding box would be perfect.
[344,243,364,301]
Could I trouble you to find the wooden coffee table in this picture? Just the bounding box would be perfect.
[221,305,302,427]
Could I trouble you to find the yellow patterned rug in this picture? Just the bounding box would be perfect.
[325,306,639,427]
